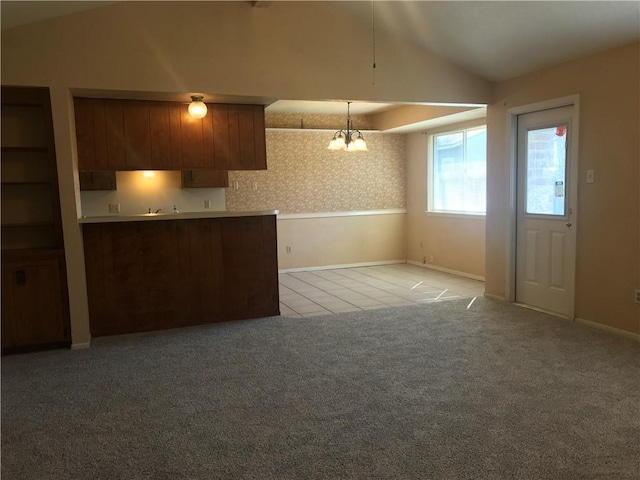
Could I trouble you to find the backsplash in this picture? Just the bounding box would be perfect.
[80,171,226,217]
[226,130,406,213]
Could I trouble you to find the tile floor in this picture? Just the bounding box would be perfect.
[279,263,485,318]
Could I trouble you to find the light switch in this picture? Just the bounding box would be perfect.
[586,170,594,184]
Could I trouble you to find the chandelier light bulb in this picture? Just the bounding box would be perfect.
[353,137,368,151]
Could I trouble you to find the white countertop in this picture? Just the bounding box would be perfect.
[79,210,279,224]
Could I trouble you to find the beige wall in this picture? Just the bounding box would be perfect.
[487,42,640,334]
[405,122,486,279]
[0,1,491,104]
[227,125,407,271]
[277,213,406,271]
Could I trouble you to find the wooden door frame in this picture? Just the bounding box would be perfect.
[505,95,580,319]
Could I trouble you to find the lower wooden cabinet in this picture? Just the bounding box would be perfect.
[82,215,279,336]
[1,250,71,353]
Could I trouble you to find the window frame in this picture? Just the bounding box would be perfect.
[427,121,487,217]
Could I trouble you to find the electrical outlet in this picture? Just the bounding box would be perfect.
[204,200,211,209]
[252,182,258,191]
[429,255,434,263]
[108,203,120,214]
[233,181,239,191]
[635,289,640,304]
[286,246,292,254]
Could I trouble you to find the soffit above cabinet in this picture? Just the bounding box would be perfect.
[69,88,278,108]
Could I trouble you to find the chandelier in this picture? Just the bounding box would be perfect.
[327,102,368,152]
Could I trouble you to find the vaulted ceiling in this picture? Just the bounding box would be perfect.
[2,1,638,121]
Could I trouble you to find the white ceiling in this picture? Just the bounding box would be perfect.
[335,1,640,82]
[2,1,638,117]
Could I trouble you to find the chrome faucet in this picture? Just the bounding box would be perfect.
[147,208,162,214]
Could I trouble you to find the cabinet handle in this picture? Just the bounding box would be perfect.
[15,270,26,286]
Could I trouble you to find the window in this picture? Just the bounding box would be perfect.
[428,125,486,215]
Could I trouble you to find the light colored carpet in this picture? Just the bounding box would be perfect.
[2,297,639,479]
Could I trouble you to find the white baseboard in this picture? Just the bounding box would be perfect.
[575,317,640,341]
[406,260,485,282]
[71,341,91,350]
[279,260,406,274]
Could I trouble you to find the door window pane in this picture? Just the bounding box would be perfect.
[526,125,567,216]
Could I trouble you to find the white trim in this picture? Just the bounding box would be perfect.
[406,260,485,281]
[426,211,486,219]
[575,317,640,342]
[267,128,380,133]
[279,260,406,273]
[71,341,91,350]
[507,95,579,115]
[505,94,580,317]
[277,209,406,220]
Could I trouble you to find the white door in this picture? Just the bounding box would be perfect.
[516,106,576,317]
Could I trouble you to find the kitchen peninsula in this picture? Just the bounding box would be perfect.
[80,210,279,337]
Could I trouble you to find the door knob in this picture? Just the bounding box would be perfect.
[566,222,572,228]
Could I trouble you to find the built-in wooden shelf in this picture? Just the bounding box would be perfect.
[1,85,70,354]
[2,221,55,229]
[1,146,48,153]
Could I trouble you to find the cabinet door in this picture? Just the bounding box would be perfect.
[181,170,228,188]
[149,102,173,169]
[79,171,117,191]
[104,100,127,170]
[183,219,224,325]
[123,100,151,170]
[138,221,181,332]
[74,98,109,170]
[2,260,67,347]
[221,216,279,320]
[211,104,266,171]
[180,107,206,169]
[237,105,257,170]
[211,104,231,170]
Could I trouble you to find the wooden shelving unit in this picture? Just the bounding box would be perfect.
[1,86,71,353]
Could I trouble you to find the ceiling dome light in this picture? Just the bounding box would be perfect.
[188,95,207,119]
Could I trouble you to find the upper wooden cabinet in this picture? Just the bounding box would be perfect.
[79,171,117,191]
[74,98,266,171]
[181,170,229,188]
